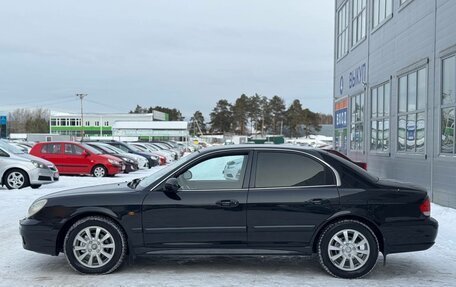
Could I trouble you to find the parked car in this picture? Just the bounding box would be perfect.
[129,142,172,164]
[20,145,438,278]
[322,148,368,170]
[98,144,149,170]
[0,140,59,189]
[148,142,180,160]
[98,140,159,168]
[30,142,123,177]
[86,142,139,173]
[142,142,178,161]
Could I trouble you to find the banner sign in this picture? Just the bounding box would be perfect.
[335,98,348,129]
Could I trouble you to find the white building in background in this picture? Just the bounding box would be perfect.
[112,121,189,141]
[49,110,168,137]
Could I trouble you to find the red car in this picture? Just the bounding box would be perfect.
[30,142,124,177]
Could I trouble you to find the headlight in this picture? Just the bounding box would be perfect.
[108,159,120,165]
[32,161,47,169]
[150,155,158,160]
[27,199,47,218]
[122,157,133,163]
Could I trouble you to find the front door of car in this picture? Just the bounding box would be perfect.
[62,144,91,174]
[142,151,251,248]
[247,151,340,250]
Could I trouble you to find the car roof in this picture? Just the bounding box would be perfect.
[196,144,320,155]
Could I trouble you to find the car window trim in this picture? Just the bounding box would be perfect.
[149,149,253,192]
[251,149,341,188]
[250,185,338,191]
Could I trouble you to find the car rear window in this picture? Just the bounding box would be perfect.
[254,151,336,188]
[41,143,61,154]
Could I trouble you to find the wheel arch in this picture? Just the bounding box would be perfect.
[1,167,30,186]
[55,208,128,255]
[311,212,385,254]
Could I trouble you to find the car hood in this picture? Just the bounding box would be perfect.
[100,154,124,162]
[43,182,136,199]
[17,153,55,166]
[376,178,427,192]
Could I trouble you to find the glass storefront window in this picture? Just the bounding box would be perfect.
[370,82,390,152]
[397,67,427,153]
[441,55,456,154]
[350,93,364,151]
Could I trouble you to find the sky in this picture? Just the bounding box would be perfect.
[0,0,334,119]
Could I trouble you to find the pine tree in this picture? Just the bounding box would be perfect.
[210,99,233,133]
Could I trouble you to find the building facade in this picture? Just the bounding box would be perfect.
[334,0,456,208]
[50,110,167,137]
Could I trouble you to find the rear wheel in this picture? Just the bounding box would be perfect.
[64,216,127,274]
[4,169,29,189]
[92,165,107,177]
[318,220,379,279]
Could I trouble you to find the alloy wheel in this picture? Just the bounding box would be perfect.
[7,172,26,189]
[93,166,106,177]
[327,229,370,271]
[72,226,116,268]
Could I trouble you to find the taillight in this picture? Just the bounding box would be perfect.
[419,197,431,217]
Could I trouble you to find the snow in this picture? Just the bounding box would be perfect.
[0,169,455,286]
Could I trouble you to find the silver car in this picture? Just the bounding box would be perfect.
[0,141,59,189]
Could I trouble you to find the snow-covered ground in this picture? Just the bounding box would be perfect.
[0,168,455,287]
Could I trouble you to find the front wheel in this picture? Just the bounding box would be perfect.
[318,220,379,279]
[63,216,127,274]
[4,169,29,189]
[92,165,107,178]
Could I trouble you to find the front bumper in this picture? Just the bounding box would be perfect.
[382,217,438,254]
[106,164,123,176]
[28,168,59,185]
[19,218,59,256]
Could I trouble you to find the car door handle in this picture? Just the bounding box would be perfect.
[309,198,324,205]
[216,200,239,208]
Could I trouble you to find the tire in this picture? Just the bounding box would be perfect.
[4,169,29,189]
[63,216,127,274]
[30,184,42,189]
[318,219,379,279]
[92,165,107,178]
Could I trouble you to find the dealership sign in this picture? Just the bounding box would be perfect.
[335,97,348,129]
[0,116,6,125]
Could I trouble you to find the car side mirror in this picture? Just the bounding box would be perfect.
[164,178,180,193]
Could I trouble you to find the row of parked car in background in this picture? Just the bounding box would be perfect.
[0,139,201,190]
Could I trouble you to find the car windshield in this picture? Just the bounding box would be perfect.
[136,153,198,190]
[80,143,102,155]
[125,143,141,152]
[103,145,124,154]
[0,140,24,154]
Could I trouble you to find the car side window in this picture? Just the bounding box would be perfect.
[255,152,335,188]
[41,143,61,154]
[176,154,247,190]
[0,148,8,157]
[64,144,84,155]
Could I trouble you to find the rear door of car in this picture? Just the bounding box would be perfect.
[142,150,252,248]
[247,150,340,250]
[39,143,64,172]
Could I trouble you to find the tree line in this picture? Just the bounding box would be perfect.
[190,94,332,138]
[6,108,50,134]
[131,95,332,138]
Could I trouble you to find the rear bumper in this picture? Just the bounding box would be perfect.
[19,218,59,256]
[382,217,438,254]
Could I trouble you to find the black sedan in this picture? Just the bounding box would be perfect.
[19,145,438,278]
